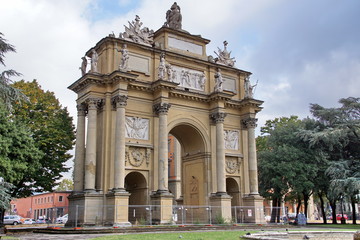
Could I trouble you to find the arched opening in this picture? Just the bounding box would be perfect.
[168,124,207,207]
[125,171,147,224]
[226,177,241,222]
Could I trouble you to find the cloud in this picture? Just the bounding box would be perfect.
[1,0,359,177]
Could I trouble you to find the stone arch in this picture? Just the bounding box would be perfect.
[226,177,242,222]
[125,171,148,224]
[168,118,210,207]
[168,117,210,154]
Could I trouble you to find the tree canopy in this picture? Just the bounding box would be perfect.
[258,116,326,222]
[0,32,27,111]
[11,80,75,195]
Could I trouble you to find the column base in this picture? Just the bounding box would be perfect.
[105,191,131,226]
[150,191,174,224]
[210,193,232,224]
[242,194,264,224]
[66,192,104,227]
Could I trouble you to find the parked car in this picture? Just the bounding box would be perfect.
[55,214,68,224]
[3,215,22,225]
[23,218,36,224]
[329,214,348,220]
[36,216,51,224]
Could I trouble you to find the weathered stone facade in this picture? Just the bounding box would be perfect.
[68,4,263,226]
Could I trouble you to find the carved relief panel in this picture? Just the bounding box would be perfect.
[125,116,149,140]
[125,146,151,168]
[224,130,239,150]
[169,65,206,91]
[225,157,240,174]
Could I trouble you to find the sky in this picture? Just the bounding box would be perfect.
[1,0,360,177]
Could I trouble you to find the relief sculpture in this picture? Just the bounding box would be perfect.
[125,116,149,140]
[169,65,206,91]
[224,130,239,150]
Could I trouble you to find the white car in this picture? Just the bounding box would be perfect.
[55,214,68,224]
[23,218,35,224]
[4,215,22,225]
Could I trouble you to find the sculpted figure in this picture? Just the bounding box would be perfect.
[90,49,99,73]
[79,56,87,76]
[214,68,223,92]
[122,15,154,45]
[119,44,129,71]
[214,41,236,67]
[164,2,182,30]
[166,64,176,82]
[198,72,206,90]
[158,52,166,80]
[244,76,257,98]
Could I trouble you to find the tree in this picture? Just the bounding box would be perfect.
[300,97,360,224]
[11,80,76,193]
[56,179,74,191]
[258,116,324,223]
[0,32,27,111]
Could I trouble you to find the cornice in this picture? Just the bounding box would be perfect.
[225,98,264,112]
[68,71,138,93]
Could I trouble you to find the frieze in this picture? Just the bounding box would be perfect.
[168,65,206,91]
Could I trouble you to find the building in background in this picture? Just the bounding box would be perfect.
[10,191,71,220]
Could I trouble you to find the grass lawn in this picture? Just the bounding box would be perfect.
[93,230,257,240]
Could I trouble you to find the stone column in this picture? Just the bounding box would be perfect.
[242,117,259,194]
[73,103,87,192]
[84,98,100,192]
[210,112,227,195]
[153,103,171,193]
[112,95,128,192]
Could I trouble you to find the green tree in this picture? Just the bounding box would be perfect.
[11,80,76,193]
[56,178,74,191]
[258,116,324,223]
[300,97,360,224]
[0,32,27,110]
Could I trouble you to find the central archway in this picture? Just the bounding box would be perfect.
[168,122,209,207]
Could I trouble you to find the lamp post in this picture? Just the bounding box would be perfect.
[339,194,346,224]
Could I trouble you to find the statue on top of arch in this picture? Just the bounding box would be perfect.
[214,41,236,67]
[164,2,182,30]
[120,15,154,46]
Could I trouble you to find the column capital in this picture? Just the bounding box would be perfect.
[76,103,87,116]
[210,112,227,124]
[242,117,257,129]
[112,95,128,108]
[153,102,171,115]
[86,98,104,110]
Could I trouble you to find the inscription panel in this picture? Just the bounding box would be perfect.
[168,37,203,55]
[128,53,150,75]
[223,77,236,93]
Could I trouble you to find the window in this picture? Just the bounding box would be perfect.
[58,196,63,202]
[35,199,37,204]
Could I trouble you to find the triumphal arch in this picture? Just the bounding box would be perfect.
[68,3,263,226]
